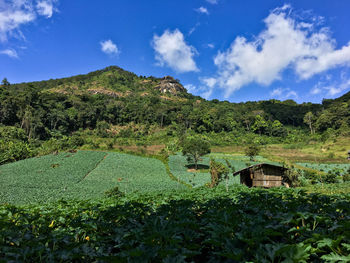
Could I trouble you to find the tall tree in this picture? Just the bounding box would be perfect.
[182,136,211,170]
[1,78,10,86]
[304,112,315,134]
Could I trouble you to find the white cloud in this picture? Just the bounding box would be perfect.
[310,78,350,97]
[270,88,283,96]
[36,0,55,18]
[310,86,322,95]
[195,6,209,15]
[206,0,218,4]
[202,77,217,88]
[205,5,350,97]
[207,43,215,49]
[152,29,199,73]
[0,48,18,58]
[270,87,298,100]
[184,84,196,93]
[184,83,213,99]
[100,39,119,56]
[0,0,58,42]
[188,22,200,36]
[325,80,350,96]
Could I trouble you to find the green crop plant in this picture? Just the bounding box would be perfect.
[0,186,349,262]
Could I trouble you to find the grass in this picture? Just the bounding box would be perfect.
[262,136,350,163]
[0,151,185,204]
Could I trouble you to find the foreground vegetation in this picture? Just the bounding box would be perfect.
[1,186,349,262]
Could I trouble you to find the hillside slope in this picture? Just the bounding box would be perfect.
[0,65,348,140]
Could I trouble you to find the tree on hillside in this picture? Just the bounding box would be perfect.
[304,112,315,134]
[245,143,261,161]
[182,136,211,170]
[1,78,10,87]
[252,115,268,135]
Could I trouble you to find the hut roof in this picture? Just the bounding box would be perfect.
[233,163,288,176]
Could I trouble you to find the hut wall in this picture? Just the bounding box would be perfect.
[252,166,283,188]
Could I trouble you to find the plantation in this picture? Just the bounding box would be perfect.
[0,151,185,204]
[1,186,349,262]
[0,151,106,204]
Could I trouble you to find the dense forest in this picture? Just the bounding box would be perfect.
[1,66,349,163]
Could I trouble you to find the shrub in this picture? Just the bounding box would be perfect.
[303,170,320,184]
[105,186,125,198]
[209,159,229,189]
[283,168,302,187]
[324,171,338,184]
[96,121,110,138]
[0,140,34,164]
[343,174,350,182]
[69,135,85,147]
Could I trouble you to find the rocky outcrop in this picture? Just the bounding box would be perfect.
[155,76,186,95]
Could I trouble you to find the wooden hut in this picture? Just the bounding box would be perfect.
[233,163,288,188]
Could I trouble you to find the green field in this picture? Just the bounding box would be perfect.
[169,153,280,187]
[0,151,184,204]
[297,162,350,174]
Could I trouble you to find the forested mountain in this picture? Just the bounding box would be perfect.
[0,66,349,140]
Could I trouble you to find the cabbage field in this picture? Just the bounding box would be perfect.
[0,151,184,204]
[297,162,350,174]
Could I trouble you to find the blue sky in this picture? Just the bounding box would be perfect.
[1,0,350,103]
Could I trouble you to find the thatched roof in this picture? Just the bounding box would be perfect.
[233,163,288,176]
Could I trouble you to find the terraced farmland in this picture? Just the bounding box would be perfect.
[0,151,184,204]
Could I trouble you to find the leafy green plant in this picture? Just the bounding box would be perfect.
[209,158,229,189]
[324,170,338,184]
[105,186,125,198]
[0,186,349,262]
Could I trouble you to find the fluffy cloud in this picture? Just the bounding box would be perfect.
[36,0,55,18]
[100,39,119,55]
[0,0,58,41]
[311,79,350,96]
[207,5,350,97]
[195,6,209,15]
[185,83,213,99]
[0,48,18,57]
[152,29,199,73]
